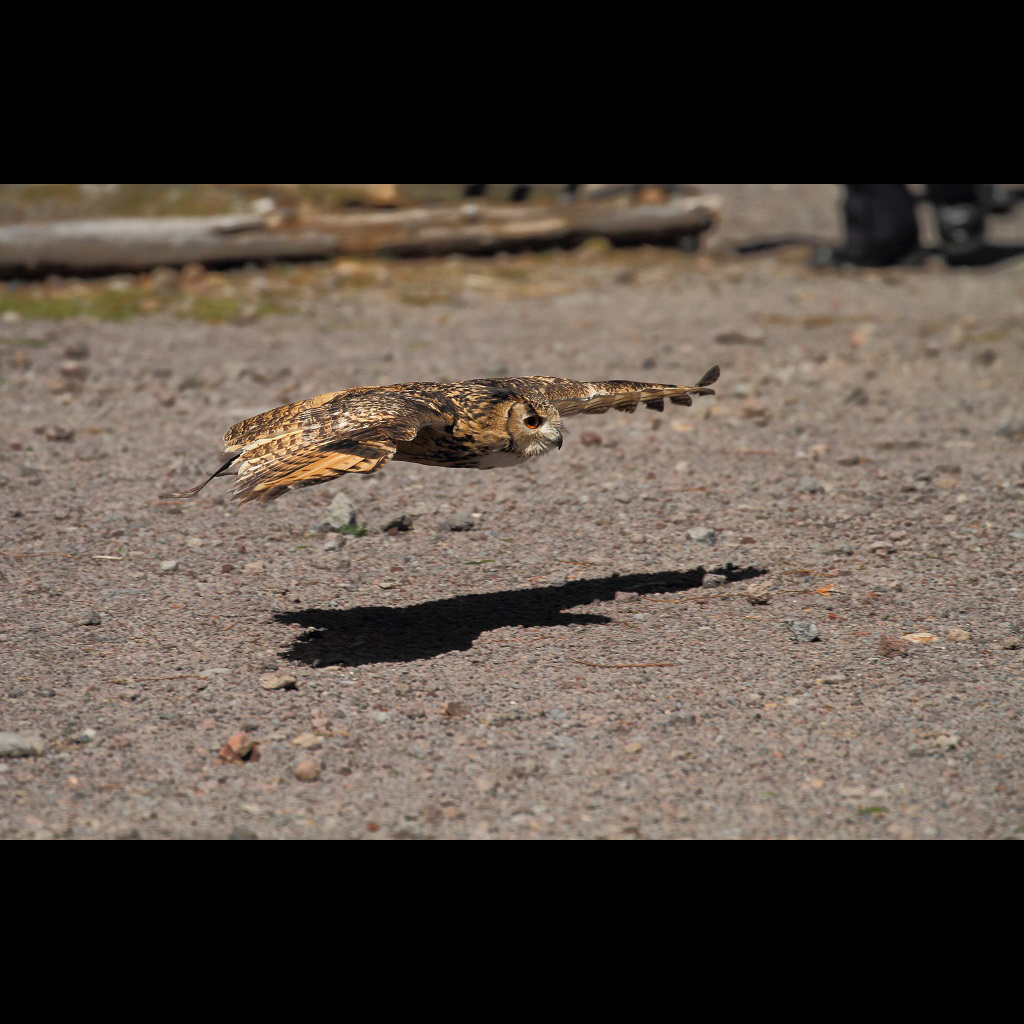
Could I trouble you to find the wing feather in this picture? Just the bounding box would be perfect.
[163,388,450,504]
[501,365,720,417]
[227,391,450,503]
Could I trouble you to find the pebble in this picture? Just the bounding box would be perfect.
[686,526,717,545]
[786,619,821,642]
[158,559,178,574]
[702,573,727,588]
[259,671,298,691]
[745,579,775,604]
[291,732,323,750]
[798,475,823,493]
[59,360,88,382]
[293,758,321,782]
[946,628,970,642]
[318,492,357,532]
[878,635,909,658]
[219,732,259,763]
[321,534,347,552]
[0,732,46,757]
[714,328,765,346]
[999,635,1023,650]
[44,426,75,442]
[444,512,476,532]
[72,609,101,626]
[63,341,90,359]
[383,514,413,533]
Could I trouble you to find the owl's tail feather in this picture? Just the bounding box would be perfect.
[159,455,238,500]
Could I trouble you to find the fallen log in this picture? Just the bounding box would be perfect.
[0,195,720,276]
[0,215,337,277]
[304,194,720,256]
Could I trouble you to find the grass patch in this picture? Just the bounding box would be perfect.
[335,523,368,537]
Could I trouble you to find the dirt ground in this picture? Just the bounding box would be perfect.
[2,184,1022,839]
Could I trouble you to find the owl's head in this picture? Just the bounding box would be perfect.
[507,400,563,458]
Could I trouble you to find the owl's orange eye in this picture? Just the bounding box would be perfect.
[523,414,542,429]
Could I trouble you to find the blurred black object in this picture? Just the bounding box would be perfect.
[815,184,1017,268]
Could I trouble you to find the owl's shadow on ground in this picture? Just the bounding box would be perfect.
[276,564,765,667]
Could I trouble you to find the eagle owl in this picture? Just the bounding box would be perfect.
[163,365,720,504]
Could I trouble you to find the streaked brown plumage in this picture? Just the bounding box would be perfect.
[162,365,720,504]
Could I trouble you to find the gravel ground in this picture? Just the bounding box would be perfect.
[2,184,1022,839]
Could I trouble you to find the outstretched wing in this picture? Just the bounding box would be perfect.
[502,364,720,416]
[164,387,450,504]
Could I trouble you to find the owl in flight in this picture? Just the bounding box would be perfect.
[162,365,720,504]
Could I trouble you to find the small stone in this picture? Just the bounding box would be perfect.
[816,674,848,685]
[318,492,357,532]
[786,619,821,642]
[260,671,298,691]
[293,758,321,782]
[614,590,639,603]
[76,728,98,744]
[0,732,45,757]
[219,732,260,763]
[444,512,476,532]
[72,609,101,626]
[798,475,823,493]
[382,514,413,534]
[745,578,776,605]
[291,732,323,750]
[158,559,178,574]
[878,635,909,658]
[702,573,727,588]
[714,329,765,346]
[995,420,1024,442]
[579,430,603,446]
[63,340,90,359]
[59,360,88,382]
[44,426,75,442]
[999,635,1023,650]
[686,526,717,545]
[321,534,347,552]
[946,627,970,642]
[902,632,937,644]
